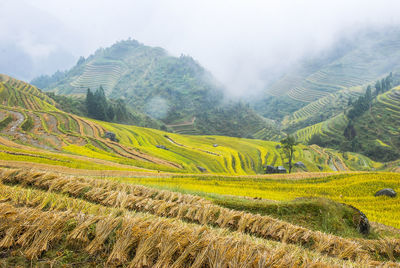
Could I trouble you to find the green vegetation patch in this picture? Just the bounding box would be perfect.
[0,115,12,130]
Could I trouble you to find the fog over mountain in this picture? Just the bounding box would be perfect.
[2,0,400,96]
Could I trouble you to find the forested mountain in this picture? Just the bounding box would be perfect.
[32,39,280,139]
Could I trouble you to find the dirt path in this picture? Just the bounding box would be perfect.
[166,117,196,127]
[7,110,24,133]
[0,160,358,180]
[165,135,220,156]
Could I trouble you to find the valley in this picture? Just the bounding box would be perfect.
[1,22,400,266]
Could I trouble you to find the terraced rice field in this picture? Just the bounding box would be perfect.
[288,89,360,124]
[268,38,400,109]
[125,171,400,229]
[0,75,390,178]
[294,114,348,143]
[287,86,331,103]
[70,61,126,94]
[0,168,399,266]
[376,87,400,120]
[0,77,399,266]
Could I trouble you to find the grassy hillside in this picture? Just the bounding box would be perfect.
[295,86,400,162]
[32,40,279,139]
[255,28,400,122]
[282,87,362,133]
[3,74,389,174]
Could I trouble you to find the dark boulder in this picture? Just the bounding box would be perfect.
[275,144,281,149]
[156,145,168,150]
[374,188,397,198]
[265,165,276,174]
[104,132,119,142]
[317,165,323,171]
[197,166,207,173]
[347,204,370,235]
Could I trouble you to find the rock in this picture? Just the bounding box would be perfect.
[275,144,281,149]
[265,165,276,174]
[317,165,323,171]
[277,166,287,173]
[197,166,207,173]
[156,145,168,150]
[374,188,397,198]
[347,204,370,235]
[294,161,306,169]
[104,132,118,142]
[213,144,219,147]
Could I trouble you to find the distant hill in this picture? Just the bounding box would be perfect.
[295,85,400,162]
[255,27,400,122]
[32,39,280,139]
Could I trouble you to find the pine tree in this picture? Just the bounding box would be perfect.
[375,80,381,95]
[86,88,95,117]
[107,105,115,121]
[365,85,372,102]
[93,86,108,120]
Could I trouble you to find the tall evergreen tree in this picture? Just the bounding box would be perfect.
[93,86,108,120]
[86,88,95,117]
[375,80,381,95]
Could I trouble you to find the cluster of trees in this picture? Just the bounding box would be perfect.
[342,87,374,151]
[195,102,281,139]
[374,72,393,95]
[31,70,67,89]
[347,73,395,120]
[46,92,86,116]
[340,72,399,156]
[347,86,373,120]
[86,87,131,123]
[47,87,164,129]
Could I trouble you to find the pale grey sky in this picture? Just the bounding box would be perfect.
[2,0,400,95]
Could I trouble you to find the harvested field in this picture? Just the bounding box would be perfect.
[1,168,400,265]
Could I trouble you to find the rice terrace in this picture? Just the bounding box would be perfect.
[2,1,400,267]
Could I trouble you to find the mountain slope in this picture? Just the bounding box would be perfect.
[1,75,389,173]
[295,86,400,162]
[32,39,280,139]
[255,27,400,122]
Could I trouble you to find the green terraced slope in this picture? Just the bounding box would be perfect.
[1,75,390,174]
[283,88,362,132]
[269,30,400,103]
[294,86,400,162]
[255,28,400,122]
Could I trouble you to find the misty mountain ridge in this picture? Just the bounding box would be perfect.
[255,27,400,121]
[31,26,400,156]
[32,39,281,140]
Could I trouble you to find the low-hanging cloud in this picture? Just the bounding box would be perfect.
[2,0,400,95]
